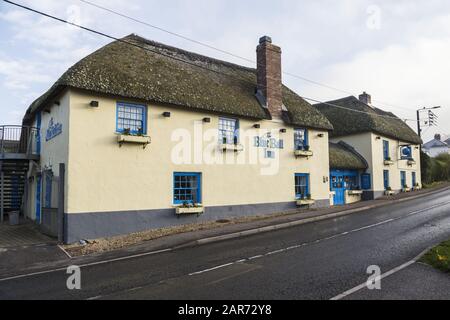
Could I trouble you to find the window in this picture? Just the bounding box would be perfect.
[173,173,202,205]
[383,140,390,160]
[344,175,359,190]
[219,117,238,144]
[294,128,308,150]
[295,173,310,199]
[400,171,406,188]
[265,150,275,159]
[412,172,417,187]
[361,173,371,190]
[383,170,390,190]
[116,102,146,135]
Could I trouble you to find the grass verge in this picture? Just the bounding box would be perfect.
[420,240,450,273]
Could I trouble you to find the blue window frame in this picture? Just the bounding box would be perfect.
[173,173,202,205]
[295,173,310,199]
[219,117,239,144]
[400,171,406,188]
[412,172,417,187]
[383,170,390,190]
[361,173,371,190]
[116,102,147,135]
[294,128,308,150]
[400,146,412,160]
[383,140,390,160]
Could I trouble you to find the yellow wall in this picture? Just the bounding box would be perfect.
[64,89,331,214]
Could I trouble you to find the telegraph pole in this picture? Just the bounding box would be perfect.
[416,106,441,139]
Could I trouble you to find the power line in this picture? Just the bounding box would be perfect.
[3,0,417,123]
[78,0,413,113]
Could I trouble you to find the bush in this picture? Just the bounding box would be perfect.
[422,151,450,184]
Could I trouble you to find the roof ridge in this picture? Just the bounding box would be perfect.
[123,34,257,73]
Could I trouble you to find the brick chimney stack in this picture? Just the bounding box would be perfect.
[359,92,372,107]
[257,36,283,119]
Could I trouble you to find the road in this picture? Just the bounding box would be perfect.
[1,189,450,300]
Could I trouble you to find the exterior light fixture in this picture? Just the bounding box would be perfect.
[162,112,171,118]
[376,136,381,140]
[280,128,287,133]
[203,117,211,123]
[90,101,99,108]
[54,101,60,106]
[317,133,324,138]
[253,124,261,129]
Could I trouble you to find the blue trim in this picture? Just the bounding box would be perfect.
[219,117,239,144]
[383,140,389,160]
[116,102,147,135]
[36,175,42,223]
[36,112,42,155]
[294,128,308,150]
[173,172,202,205]
[294,173,310,199]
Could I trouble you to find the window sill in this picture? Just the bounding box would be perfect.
[219,143,244,152]
[175,206,204,215]
[294,150,313,158]
[296,199,315,206]
[383,160,394,166]
[117,134,151,148]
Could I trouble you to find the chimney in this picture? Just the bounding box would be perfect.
[257,36,283,118]
[435,134,441,141]
[359,92,372,106]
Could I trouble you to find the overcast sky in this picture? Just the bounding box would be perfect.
[1,0,449,142]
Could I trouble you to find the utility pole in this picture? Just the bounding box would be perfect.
[416,106,441,139]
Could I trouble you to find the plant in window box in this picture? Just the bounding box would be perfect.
[176,201,203,215]
[117,127,151,148]
[295,145,313,157]
[123,128,131,135]
[385,186,395,196]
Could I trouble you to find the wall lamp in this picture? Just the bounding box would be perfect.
[54,101,60,106]
[253,124,261,129]
[203,117,211,123]
[375,136,381,140]
[90,101,99,108]
[162,112,171,118]
[317,133,324,138]
[280,128,287,133]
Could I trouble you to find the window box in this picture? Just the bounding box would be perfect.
[296,199,315,206]
[407,159,416,166]
[347,190,363,196]
[384,159,394,166]
[385,190,395,196]
[219,143,244,152]
[402,187,411,193]
[294,150,313,157]
[175,205,204,215]
[117,134,151,148]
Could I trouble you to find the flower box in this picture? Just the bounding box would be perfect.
[407,160,416,166]
[117,134,151,148]
[402,187,411,193]
[219,143,244,152]
[347,190,363,196]
[175,206,204,215]
[296,199,315,206]
[384,190,395,196]
[294,150,313,158]
[383,160,394,166]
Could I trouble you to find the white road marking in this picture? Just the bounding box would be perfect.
[188,263,235,276]
[0,248,172,282]
[330,247,432,300]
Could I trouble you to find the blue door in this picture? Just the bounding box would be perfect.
[383,170,389,190]
[331,175,345,205]
[412,172,416,187]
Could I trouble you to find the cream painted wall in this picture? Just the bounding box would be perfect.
[331,132,421,193]
[65,89,331,214]
[26,91,70,220]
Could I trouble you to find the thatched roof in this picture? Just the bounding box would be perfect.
[329,142,368,170]
[23,34,332,131]
[314,96,422,145]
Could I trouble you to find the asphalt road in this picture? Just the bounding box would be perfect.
[1,189,450,300]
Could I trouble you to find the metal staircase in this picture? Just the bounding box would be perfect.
[0,126,39,222]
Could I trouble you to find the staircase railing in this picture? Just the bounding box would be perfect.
[0,125,40,157]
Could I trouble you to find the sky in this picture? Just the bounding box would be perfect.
[0,0,449,143]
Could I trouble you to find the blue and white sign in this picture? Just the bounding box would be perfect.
[254,133,284,149]
[400,146,412,160]
[46,118,63,141]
